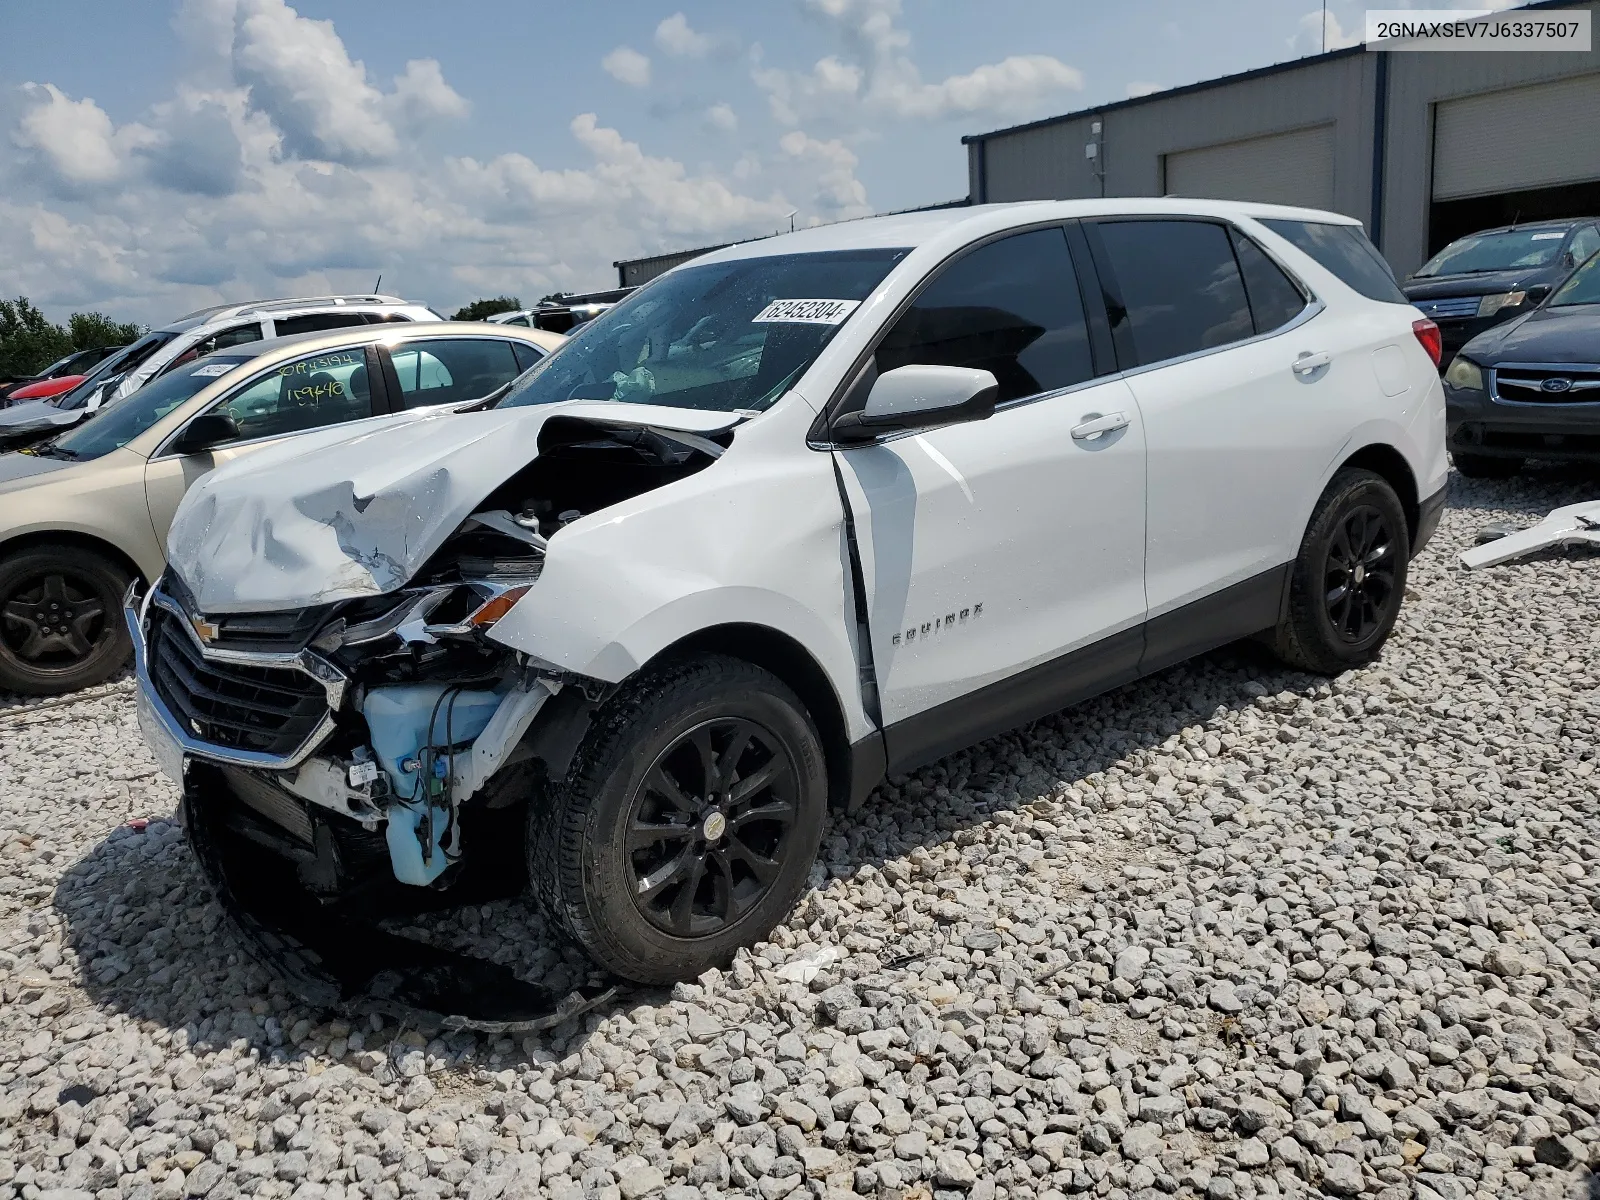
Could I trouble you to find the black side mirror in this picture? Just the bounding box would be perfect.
[170,412,240,455]
[830,365,1000,444]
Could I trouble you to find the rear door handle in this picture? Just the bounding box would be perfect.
[1292,350,1332,375]
[1070,411,1130,440]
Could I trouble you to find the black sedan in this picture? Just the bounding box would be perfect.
[1406,219,1600,363]
[1443,251,1600,477]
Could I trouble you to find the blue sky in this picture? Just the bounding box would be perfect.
[0,0,1373,324]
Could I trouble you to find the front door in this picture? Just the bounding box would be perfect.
[834,226,1149,772]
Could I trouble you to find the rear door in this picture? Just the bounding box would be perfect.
[1083,217,1353,666]
[835,224,1148,770]
[143,345,384,546]
[378,337,527,409]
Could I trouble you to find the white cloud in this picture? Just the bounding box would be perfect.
[705,103,739,133]
[759,0,1082,126]
[1290,8,1363,55]
[1127,81,1163,99]
[12,84,154,188]
[388,59,470,129]
[779,130,869,218]
[601,46,652,88]
[656,13,713,57]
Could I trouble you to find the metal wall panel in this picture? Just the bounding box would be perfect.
[1432,74,1600,200]
[1163,124,1337,209]
[1381,2,1600,274]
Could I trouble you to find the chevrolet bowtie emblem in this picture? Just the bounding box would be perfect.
[190,614,220,643]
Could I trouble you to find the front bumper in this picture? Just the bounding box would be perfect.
[1446,381,1600,462]
[125,583,344,779]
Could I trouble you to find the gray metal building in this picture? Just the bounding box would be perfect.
[964,0,1600,276]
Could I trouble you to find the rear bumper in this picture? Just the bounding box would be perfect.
[1446,381,1600,461]
[1412,484,1446,555]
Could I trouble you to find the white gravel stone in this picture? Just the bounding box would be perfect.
[4,472,1600,1200]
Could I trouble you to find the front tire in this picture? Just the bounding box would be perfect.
[529,655,828,984]
[1267,469,1409,676]
[1452,451,1522,479]
[0,545,132,696]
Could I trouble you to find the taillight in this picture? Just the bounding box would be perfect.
[1412,317,1442,368]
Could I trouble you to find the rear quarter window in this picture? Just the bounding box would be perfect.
[1259,219,1408,305]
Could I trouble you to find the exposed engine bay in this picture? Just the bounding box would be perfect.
[138,413,730,1027]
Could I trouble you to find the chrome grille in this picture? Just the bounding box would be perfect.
[163,572,334,653]
[1492,363,1600,405]
[148,607,329,757]
[1413,297,1480,320]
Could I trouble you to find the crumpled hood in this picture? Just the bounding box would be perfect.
[0,399,82,433]
[168,400,742,614]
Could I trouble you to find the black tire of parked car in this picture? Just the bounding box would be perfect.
[0,545,132,696]
[1451,452,1523,479]
[1267,468,1410,676]
[528,654,828,983]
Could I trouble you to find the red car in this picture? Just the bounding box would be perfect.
[0,346,123,406]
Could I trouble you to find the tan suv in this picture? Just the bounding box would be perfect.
[0,322,564,695]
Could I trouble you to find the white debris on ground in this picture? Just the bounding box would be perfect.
[1,469,1598,1200]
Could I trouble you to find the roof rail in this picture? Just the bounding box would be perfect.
[175,294,411,321]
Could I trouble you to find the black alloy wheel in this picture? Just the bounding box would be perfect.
[0,546,132,695]
[627,717,800,937]
[1323,505,1398,644]
[528,654,828,983]
[1267,468,1410,675]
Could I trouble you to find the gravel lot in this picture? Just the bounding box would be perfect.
[2,469,1598,1200]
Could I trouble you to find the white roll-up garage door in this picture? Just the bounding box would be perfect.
[1433,74,1600,200]
[1163,124,1335,210]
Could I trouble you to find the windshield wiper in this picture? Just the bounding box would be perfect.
[28,442,79,460]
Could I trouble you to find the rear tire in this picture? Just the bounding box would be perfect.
[0,545,131,696]
[1452,452,1522,479]
[1268,469,1409,676]
[528,654,827,984]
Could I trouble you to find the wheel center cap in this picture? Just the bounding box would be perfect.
[1353,564,1366,586]
[701,811,727,842]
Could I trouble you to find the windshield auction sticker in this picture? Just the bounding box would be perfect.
[752,298,861,325]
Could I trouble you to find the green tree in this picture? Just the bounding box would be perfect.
[68,311,143,350]
[0,296,142,378]
[450,295,522,322]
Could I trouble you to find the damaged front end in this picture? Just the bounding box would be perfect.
[130,410,732,1028]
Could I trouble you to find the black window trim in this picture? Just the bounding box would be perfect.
[154,343,383,459]
[1082,214,1325,380]
[375,333,531,413]
[807,218,1121,449]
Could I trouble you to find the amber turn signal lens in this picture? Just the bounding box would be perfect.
[468,585,533,627]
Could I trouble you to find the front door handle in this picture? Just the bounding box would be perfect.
[1292,350,1332,375]
[1071,411,1130,440]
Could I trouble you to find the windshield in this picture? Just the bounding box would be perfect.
[54,331,177,409]
[45,355,252,461]
[1417,228,1570,277]
[1548,252,1600,307]
[498,249,908,413]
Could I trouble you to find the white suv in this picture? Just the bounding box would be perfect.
[73,294,440,413]
[133,199,1447,989]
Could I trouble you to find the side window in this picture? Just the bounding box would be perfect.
[1092,220,1253,366]
[362,312,414,324]
[212,348,373,441]
[511,342,544,373]
[1568,225,1600,267]
[876,227,1094,403]
[274,312,370,337]
[1230,230,1309,334]
[388,338,522,409]
[162,323,264,374]
[1258,219,1409,304]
